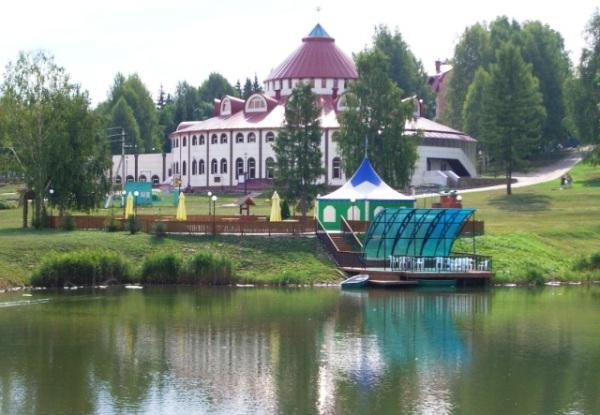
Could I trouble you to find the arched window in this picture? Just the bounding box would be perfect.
[247,157,256,179]
[236,133,244,143]
[221,98,231,115]
[211,159,218,174]
[265,157,275,179]
[175,162,179,174]
[139,175,147,182]
[115,175,122,184]
[236,158,244,178]
[220,133,228,144]
[199,160,205,175]
[192,135,197,146]
[183,136,187,147]
[192,159,197,175]
[151,175,160,184]
[247,132,256,143]
[323,206,336,223]
[168,168,172,177]
[199,135,205,145]
[126,175,134,182]
[182,161,187,176]
[220,158,228,174]
[332,157,341,179]
[347,206,360,221]
[211,134,218,144]
[265,132,275,142]
[174,138,179,148]
[373,206,385,218]
[246,95,267,112]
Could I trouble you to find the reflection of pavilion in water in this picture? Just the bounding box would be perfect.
[317,291,490,414]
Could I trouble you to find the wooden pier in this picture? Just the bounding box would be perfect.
[340,267,493,287]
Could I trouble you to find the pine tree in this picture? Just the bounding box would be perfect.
[242,78,253,99]
[336,49,417,189]
[157,84,166,109]
[273,83,325,217]
[235,80,242,97]
[481,42,546,195]
[252,74,263,93]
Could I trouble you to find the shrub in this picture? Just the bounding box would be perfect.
[576,252,600,271]
[141,252,181,284]
[152,220,167,237]
[281,200,291,220]
[127,215,141,234]
[31,250,132,287]
[61,213,75,231]
[0,200,15,210]
[104,213,121,232]
[524,267,545,285]
[180,251,236,285]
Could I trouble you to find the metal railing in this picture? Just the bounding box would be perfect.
[316,219,365,268]
[386,253,492,273]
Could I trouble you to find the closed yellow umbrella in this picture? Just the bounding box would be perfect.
[270,191,281,222]
[125,193,134,219]
[176,192,187,221]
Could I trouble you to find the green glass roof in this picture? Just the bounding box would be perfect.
[363,208,475,259]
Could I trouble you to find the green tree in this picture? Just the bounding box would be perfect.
[481,43,546,195]
[198,72,236,102]
[235,80,242,97]
[0,51,110,227]
[443,23,492,128]
[252,74,263,94]
[174,81,202,123]
[373,25,435,118]
[273,83,324,217]
[242,78,253,99]
[336,49,417,188]
[110,97,141,154]
[463,67,491,143]
[566,9,600,157]
[521,21,571,147]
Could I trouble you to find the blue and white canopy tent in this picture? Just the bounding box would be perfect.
[316,158,415,231]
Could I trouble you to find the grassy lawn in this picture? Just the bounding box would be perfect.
[1,161,600,287]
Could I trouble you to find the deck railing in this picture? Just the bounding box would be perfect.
[385,253,492,272]
[316,219,365,268]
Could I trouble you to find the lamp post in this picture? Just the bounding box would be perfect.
[244,152,248,195]
[207,191,212,215]
[133,190,139,216]
[121,190,127,216]
[211,195,218,235]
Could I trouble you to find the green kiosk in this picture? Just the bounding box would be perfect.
[316,158,415,231]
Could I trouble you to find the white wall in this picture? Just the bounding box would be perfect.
[412,145,477,187]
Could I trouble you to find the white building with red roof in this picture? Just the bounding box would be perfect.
[112,24,477,190]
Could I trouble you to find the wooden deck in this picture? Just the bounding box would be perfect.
[340,267,493,286]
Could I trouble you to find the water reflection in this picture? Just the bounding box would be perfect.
[0,287,599,414]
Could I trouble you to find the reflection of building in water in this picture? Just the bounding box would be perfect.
[316,291,490,412]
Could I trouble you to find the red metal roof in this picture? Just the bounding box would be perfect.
[266,26,358,81]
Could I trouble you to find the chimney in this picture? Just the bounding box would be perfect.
[435,60,442,74]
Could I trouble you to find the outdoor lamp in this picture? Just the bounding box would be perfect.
[49,189,54,195]
[133,191,139,197]
[211,195,217,202]
[457,195,463,201]
[207,191,212,197]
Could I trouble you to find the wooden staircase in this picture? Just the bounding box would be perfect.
[315,218,365,268]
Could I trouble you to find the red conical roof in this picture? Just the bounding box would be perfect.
[266,24,358,81]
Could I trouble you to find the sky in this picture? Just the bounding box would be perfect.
[0,0,597,106]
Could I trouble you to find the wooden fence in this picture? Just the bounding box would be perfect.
[48,215,315,235]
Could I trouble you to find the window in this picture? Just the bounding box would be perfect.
[236,158,244,178]
[220,133,228,144]
[323,206,336,223]
[211,134,218,144]
[192,160,197,175]
[199,135,205,145]
[126,175,134,182]
[175,162,179,174]
[247,132,256,143]
[265,132,275,142]
[265,157,275,179]
[115,175,122,184]
[247,157,256,179]
[199,159,205,175]
[151,175,160,184]
[182,161,187,176]
[220,158,227,174]
[286,79,291,89]
[320,78,326,88]
[139,175,147,182]
[183,137,187,147]
[175,138,179,148]
[246,96,267,112]
[168,168,172,177]
[192,135,197,146]
[211,159,218,174]
[236,133,244,143]
[221,99,231,115]
[332,157,341,179]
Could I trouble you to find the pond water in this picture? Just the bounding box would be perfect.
[0,286,599,414]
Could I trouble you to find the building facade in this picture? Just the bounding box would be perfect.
[112,24,477,190]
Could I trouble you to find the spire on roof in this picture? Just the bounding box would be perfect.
[350,158,382,187]
[307,23,331,38]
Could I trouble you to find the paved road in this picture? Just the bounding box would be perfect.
[416,149,585,198]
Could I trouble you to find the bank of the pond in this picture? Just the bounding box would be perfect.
[2,162,600,287]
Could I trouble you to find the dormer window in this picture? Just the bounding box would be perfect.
[246,95,267,113]
[220,98,231,116]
